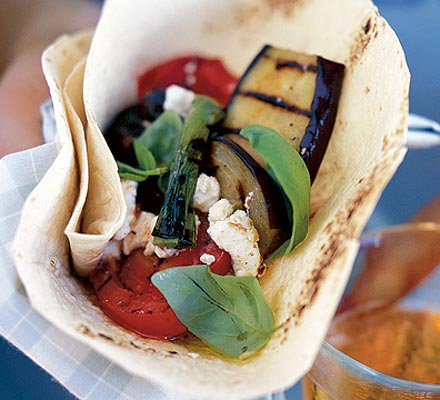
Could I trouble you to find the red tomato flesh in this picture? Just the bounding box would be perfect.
[137,56,238,106]
[90,251,187,339]
[90,219,232,339]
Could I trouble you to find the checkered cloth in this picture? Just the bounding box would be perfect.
[0,103,283,400]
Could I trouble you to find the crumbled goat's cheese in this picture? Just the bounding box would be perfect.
[154,246,179,259]
[193,174,220,212]
[114,180,138,240]
[244,191,254,210]
[200,253,216,266]
[208,199,261,277]
[122,211,156,256]
[208,198,234,221]
[121,212,179,258]
[164,85,195,118]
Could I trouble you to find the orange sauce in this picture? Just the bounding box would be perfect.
[327,305,440,384]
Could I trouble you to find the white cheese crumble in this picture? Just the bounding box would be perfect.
[114,180,138,240]
[244,191,254,211]
[121,212,179,258]
[164,85,195,118]
[207,199,261,277]
[122,211,156,256]
[154,246,179,258]
[193,174,220,212]
[110,179,182,259]
[200,253,216,265]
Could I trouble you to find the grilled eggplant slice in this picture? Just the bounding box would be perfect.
[210,135,291,258]
[223,45,344,182]
[104,89,166,165]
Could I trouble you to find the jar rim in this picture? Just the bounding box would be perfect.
[318,339,440,392]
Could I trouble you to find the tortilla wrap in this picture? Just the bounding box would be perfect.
[63,42,127,278]
[14,0,409,398]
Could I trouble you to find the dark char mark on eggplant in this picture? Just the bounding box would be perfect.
[237,90,312,117]
[232,44,318,118]
[225,45,270,110]
[260,52,318,73]
[104,89,166,165]
[274,59,318,73]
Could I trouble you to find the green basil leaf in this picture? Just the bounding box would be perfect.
[151,265,274,358]
[117,110,183,181]
[133,140,157,170]
[137,110,183,167]
[117,161,167,182]
[240,124,310,261]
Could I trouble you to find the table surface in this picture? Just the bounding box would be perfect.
[2,1,440,399]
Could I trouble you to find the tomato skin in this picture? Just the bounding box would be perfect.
[137,56,237,106]
[206,246,232,276]
[90,251,187,339]
[90,229,231,339]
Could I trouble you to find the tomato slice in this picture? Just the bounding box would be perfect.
[137,56,238,106]
[90,217,232,338]
[90,250,187,339]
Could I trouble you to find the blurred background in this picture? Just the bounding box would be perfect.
[1,0,439,399]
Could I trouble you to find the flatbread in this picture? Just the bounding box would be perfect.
[14,0,409,398]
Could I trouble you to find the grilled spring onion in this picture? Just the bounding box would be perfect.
[152,95,224,248]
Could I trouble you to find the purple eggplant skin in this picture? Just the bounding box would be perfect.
[299,57,344,182]
[104,89,166,165]
[209,135,292,259]
[104,104,146,165]
[136,177,165,215]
